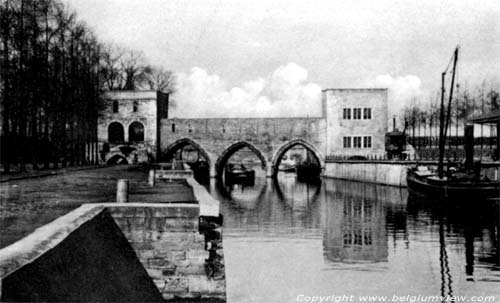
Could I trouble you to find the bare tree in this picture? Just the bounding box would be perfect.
[142,65,174,92]
[120,49,146,90]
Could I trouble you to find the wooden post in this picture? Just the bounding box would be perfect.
[116,179,129,203]
[148,169,156,187]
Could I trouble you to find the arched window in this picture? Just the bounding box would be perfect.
[108,122,124,143]
[112,100,119,113]
[129,121,144,142]
[133,101,138,112]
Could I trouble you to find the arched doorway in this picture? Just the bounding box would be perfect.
[271,139,323,179]
[108,122,124,144]
[129,121,144,142]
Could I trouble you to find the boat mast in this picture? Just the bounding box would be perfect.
[438,47,459,179]
[443,47,459,152]
[438,72,446,178]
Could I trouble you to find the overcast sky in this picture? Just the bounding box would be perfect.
[65,0,500,117]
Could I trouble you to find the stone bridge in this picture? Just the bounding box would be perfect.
[160,117,327,177]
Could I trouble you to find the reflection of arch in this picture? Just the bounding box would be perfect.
[271,139,323,177]
[215,178,268,205]
[106,154,128,165]
[215,141,267,177]
[108,122,124,143]
[129,121,144,142]
[272,176,322,203]
[163,138,211,164]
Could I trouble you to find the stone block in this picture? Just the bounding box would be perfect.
[162,266,177,276]
[188,276,225,294]
[162,293,175,300]
[126,230,146,242]
[176,264,206,275]
[127,217,146,229]
[148,258,173,268]
[148,206,199,218]
[139,249,155,260]
[158,231,197,242]
[164,277,188,293]
[153,250,172,259]
[186,249,209,262]
[171,251,186,261]
[145,231,161,241]
[146,268,163,280]
[164,218,197,231]
[132,242,154,251]
[152,240,189,252]
[153,279,165,290]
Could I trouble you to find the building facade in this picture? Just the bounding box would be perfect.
[97,91,168,164]
[323,88,388,157]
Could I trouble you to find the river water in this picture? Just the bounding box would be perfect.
[205,170,500,303]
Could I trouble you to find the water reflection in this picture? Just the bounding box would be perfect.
[323,184,388,263]
[203,173,499,302]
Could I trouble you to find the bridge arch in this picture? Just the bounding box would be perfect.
[162,138,213,165]
[271,139,324,177]
[215,141,268,178]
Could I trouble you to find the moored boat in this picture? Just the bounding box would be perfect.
[406,46,500,200]
[224,163,255,185]
[407,166,499,199]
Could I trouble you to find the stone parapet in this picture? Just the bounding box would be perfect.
[0,204,105,278]
[0,200,226,301]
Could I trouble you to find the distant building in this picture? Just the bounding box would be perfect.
[97,91,169,164]
[322,89,388,157]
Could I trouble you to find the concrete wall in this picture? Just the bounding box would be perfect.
[323,89,388,157]
[324,161,411,187]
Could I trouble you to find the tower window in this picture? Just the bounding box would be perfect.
[112,100,119,113]
[172,123,176,132]
[133,101,138,112]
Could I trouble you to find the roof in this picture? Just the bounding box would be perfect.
[468,109,500,124]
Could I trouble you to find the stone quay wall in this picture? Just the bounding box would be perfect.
[108,203,225,300]
[323,160,412,187]
[324,160,499,187]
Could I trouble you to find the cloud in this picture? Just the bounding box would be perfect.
[374,74,425,116]
[170,63,322,118]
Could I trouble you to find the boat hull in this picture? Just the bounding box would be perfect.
[224,169,255,185]
[406,170,499,200]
